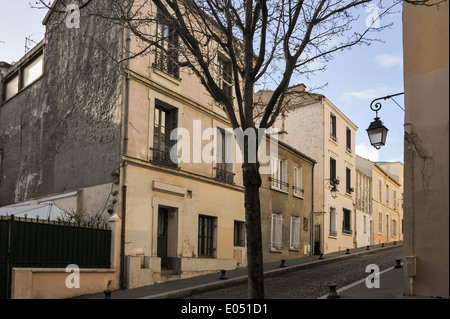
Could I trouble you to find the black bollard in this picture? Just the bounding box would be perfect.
[366,245,370,250]
[381,243,385,247]
[104,280,113,299]
[219,270,228,280]
[280,259,287,268]
[345,248,350,254]
[395,259,403,268]
[327,284,340,299]
[104,289,112,299]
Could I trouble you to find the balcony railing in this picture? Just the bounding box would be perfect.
[292,185,304,197]
[154,52,180,78]
[151,148,178,168]
[215,167,235,185]
[269,177,289,191]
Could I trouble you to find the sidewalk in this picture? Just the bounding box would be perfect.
[75,242,404,299]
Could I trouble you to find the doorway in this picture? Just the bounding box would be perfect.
[157,207,169,268]
[313,224,321,255]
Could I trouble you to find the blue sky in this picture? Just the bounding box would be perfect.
[0,1,405,163]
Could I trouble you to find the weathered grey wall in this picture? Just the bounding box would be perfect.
[0,5,124,205]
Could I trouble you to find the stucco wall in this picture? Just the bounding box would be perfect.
[123,162,245,286]
[403,0,449,298]
[259,143,314,263]
[0,6,124,206]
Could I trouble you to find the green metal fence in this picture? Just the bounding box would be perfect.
[0,216,111,299]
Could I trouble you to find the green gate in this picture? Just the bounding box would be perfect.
[0,216,111,299]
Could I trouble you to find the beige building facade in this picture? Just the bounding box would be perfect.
[256,87,358,254]
[371,163,404,245]
[259,139,315,263]
[402,0,449,298]
[355,156,373,248]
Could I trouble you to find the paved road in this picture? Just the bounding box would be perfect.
[186,246,403,299]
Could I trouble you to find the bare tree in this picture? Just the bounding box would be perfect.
[34,0,397,299]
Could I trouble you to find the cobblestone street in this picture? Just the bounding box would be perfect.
[186,246,404,299]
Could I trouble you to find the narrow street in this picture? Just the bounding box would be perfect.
[186,246,403,299]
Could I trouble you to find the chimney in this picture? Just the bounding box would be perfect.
[0,61,12,77]
[292,83,306,92]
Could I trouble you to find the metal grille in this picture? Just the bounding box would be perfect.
[198,215,215,258]
[215,167,235,184]
[152,148,178,168]
[0,216,111,299]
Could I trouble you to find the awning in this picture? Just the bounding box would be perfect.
[0,202,67,221]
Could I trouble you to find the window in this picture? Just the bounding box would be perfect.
[2,51,43,102]
[378,179,382,201]
[234,221,245,247]
[378,211,383,234]
[293,166,304,198]
[215,128,234,184]
[4,74,19,101]
[290,216,300,250]
[198,215,217,257]
[346,167,352,194]
[329,207,337,237]
[346,127,352,152]
[23,53,43,87]
[342,208,352,234]
[386,185,390,206]
[218,56,232,97]
[271,213,283,251]
[155,14,179,78]
[393,190,397,210]
[153,103,178,167]
[393,219,397,237]
[271,158,288,192]
[330,113,337,141]
[330,157,337,182]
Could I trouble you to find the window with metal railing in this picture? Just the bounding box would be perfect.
[152,103,178,168]
[293,166,304,198]
[270,158,289,192]
[215,127,234,184]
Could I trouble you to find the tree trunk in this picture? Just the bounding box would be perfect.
[242,161,264,299]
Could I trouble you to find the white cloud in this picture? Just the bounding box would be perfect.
[342,86,390,102]
[375,54,403,69]
[356,143,380,162]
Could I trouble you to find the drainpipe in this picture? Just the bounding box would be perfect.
[120,7,132,291]
[404,122,415,296]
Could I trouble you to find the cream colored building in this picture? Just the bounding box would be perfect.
[256,86,358,254]
[355,156,373,248]
[403,0,449,298]
[118,4,249,288]
[371,162,404,245]
[0,1,251,297]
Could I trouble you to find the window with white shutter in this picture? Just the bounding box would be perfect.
[271,213,283,251]
[290,216,300,250]
[293,167,304,198]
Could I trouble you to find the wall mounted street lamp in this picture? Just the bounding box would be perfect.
[325,178,339,199]
[367,92,404,149]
